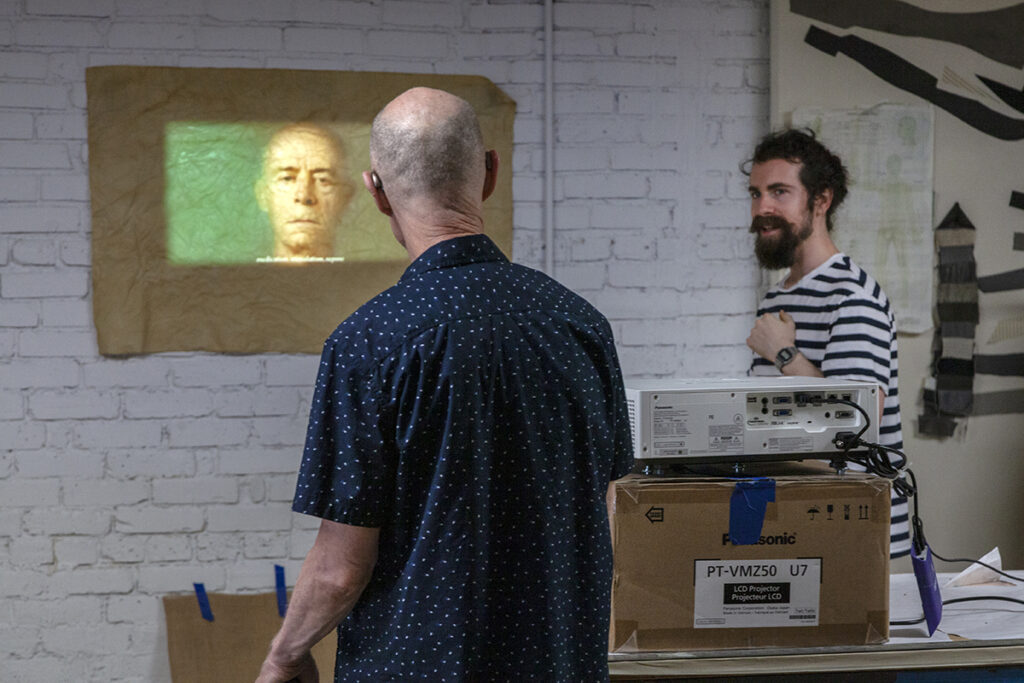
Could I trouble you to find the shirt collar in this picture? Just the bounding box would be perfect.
[400,234,508,283]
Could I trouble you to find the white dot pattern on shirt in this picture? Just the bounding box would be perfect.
[293,235,633,681]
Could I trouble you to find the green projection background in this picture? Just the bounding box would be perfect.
[165,121,405,265]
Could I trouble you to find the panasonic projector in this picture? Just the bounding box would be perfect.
[625,377,880,464]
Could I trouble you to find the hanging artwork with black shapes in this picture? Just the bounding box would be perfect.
[919,204,978,437]
[792,1,1024,142]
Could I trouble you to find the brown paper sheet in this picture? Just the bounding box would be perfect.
[163,591,336,682]
[88,66,515,354]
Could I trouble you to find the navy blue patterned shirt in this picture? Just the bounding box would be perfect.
[293,234,633,682]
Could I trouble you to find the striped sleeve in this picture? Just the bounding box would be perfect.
[821,284,894,388]
[749,255,908,558]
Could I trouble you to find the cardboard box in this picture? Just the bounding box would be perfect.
[163,592,336,682]
[610,464,890,652]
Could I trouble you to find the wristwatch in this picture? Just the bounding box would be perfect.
[774,346,799,371]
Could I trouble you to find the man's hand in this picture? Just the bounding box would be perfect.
[253,520,377,683]
[255,650,318,683]
[747,310,796,361]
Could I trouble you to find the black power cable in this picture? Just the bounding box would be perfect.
[928,549,1024,583]
[823,397,1023,628]
[891,596,1024,626]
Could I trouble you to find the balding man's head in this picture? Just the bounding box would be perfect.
[369,87,485,206]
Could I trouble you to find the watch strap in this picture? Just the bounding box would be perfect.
[775,346,798,371]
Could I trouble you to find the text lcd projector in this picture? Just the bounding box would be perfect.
[626,377,879,464]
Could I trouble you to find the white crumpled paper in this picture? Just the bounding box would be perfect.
[944,547,1003,586]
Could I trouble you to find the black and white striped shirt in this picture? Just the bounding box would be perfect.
[751,253,909,558]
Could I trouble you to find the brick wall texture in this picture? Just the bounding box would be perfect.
[0,1,769,679]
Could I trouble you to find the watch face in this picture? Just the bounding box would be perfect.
[775,347,796,369]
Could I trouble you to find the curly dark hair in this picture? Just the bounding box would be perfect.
[742,128,848,232]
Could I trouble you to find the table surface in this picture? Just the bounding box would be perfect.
[609,570,1024,677]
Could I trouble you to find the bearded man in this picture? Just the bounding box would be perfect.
[743,128,909,559]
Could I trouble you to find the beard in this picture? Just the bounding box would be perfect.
[750,213,812,270]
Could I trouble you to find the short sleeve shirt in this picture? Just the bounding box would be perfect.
[293,234,634,682]
[749,253,909,557]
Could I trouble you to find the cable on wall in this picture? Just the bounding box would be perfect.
[544,0,555,276]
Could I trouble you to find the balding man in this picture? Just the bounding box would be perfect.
[255,123,353,261]
[257,88,633,682]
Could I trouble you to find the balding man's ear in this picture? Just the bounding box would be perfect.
[482,150,498,201]
[362,171,393,217]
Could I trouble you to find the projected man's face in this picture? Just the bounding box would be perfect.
[257,125,350,259]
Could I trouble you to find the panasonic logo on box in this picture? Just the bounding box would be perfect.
[722,532,797,546]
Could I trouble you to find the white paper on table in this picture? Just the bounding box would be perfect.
[945,547,1002,587]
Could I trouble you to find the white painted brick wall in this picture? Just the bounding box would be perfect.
[0,1,768,679]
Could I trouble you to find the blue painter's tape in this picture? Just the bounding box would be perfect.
[728,478,776,545]
[275,564,288,618]
[193,582,214,622]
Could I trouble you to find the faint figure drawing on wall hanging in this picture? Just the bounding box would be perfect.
[792,104,934,333]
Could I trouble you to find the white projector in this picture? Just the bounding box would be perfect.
[625,377,879,464]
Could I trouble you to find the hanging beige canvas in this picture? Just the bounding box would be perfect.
[87,66,514,354]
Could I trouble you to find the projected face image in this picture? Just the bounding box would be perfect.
[256,124,352,259]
